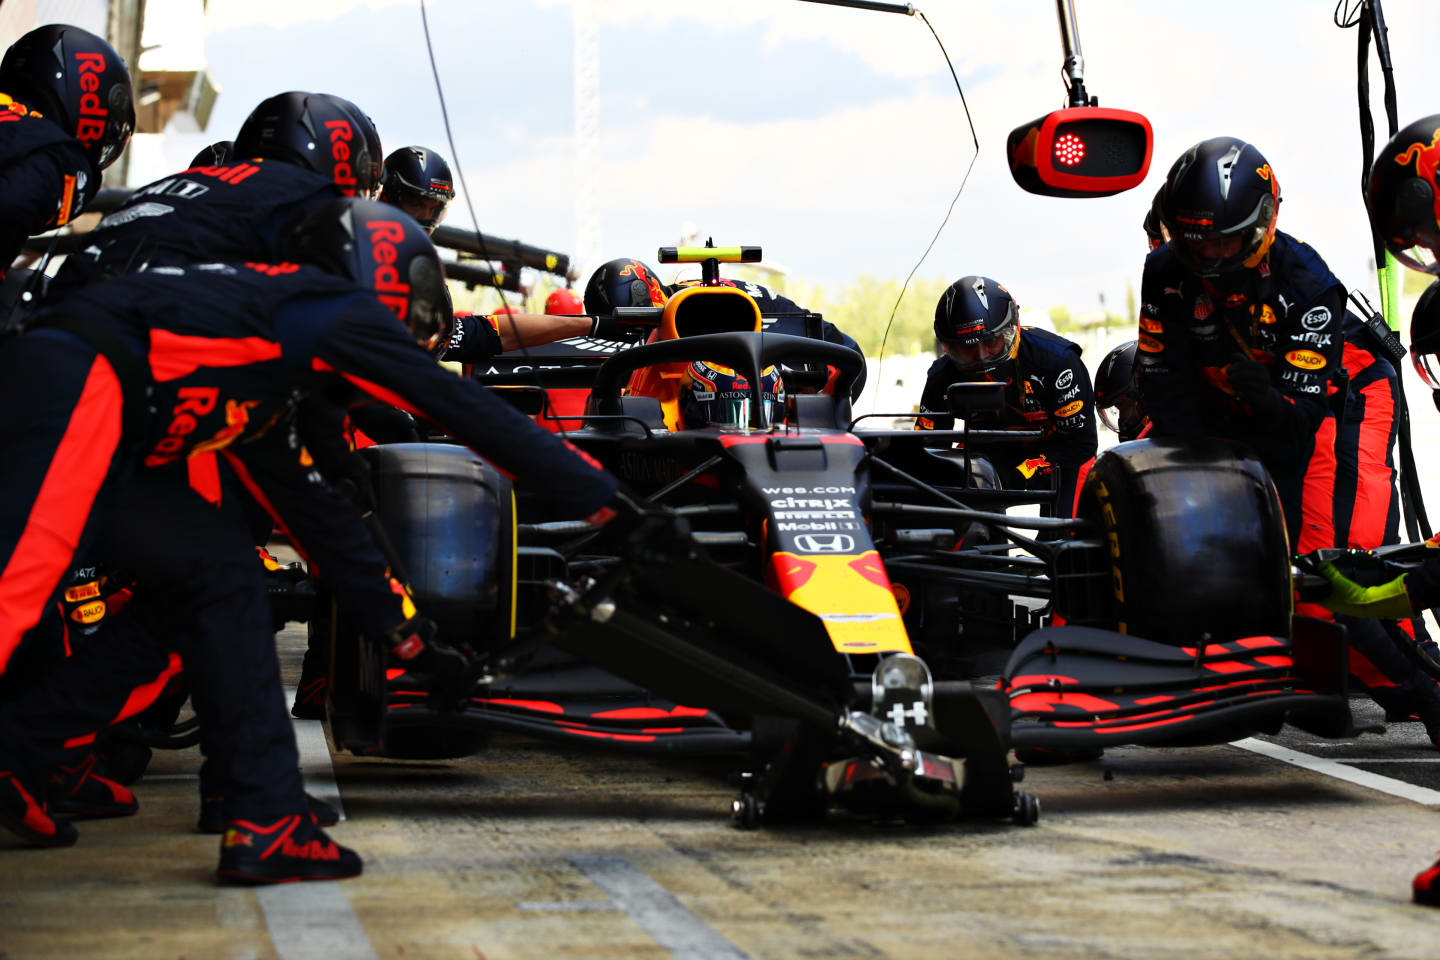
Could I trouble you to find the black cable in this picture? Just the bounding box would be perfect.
[1339,0,1429,539]
[417,0,568,437]
[875,9,979,384]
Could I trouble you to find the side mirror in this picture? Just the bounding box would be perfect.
[779,363,830,394]
[946,381,1005,417]
[1008,106,1153,198]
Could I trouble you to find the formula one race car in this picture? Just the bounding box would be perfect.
[317,246,1363,828]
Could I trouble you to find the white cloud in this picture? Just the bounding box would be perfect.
[203,0,411,33]
[190,0,1440,314]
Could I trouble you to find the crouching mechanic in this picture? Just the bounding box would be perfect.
[0,24,132,277]
[1094,340,1150,442]
[0,200,622,881]
[917,275,1097,517]
[1138,137,1344,543]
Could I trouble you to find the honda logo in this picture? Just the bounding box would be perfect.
[794,534,855,554]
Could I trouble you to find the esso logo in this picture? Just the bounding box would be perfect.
[1300,306,1332,332]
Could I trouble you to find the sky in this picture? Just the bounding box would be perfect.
[136,0,1440,317]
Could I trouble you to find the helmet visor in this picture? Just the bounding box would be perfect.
[1099,396,1145,438]
[1393,242,1440,276]
[1167,194,1276,277]
[397,193,450,232]
[1097,403,1120,434]
[1170,224,1263,276]
[941,325,1018,374]
[1415,351,1440,390]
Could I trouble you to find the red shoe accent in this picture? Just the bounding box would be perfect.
[291,677,328,720]
[0,771,77,847]
[48,754,137,818]
[216,814,361,884]
[1414,857,1440,906]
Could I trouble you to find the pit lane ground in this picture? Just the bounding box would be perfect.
[4,627,1440,959]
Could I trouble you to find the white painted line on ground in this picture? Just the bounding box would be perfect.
[1233,737,1440,805]
[285,685,345,821]
[517,900,618,912]
[256,883,379,960]
[255,690,371,960]
[570,856,750,960]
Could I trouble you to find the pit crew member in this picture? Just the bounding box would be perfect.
[1094,340,1149,442]
[1138,136,1344,542]
[378,145,453,233]
[49,90,381,293]
[917,275,1097,516]
[0,24,133,271]
[0,201,621,879]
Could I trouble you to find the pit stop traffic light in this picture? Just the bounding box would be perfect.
[1007,106,1153,198]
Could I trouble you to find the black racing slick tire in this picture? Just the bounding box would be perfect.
[362,442,516,651]
[1075,438,1291,647]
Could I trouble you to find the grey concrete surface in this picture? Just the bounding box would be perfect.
[5,627,1440,959]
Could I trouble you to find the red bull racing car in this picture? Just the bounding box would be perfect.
[313,246,1363,828]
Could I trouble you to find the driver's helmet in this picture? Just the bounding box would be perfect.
[1094,340,1147,438]
[1410,279,1440,394]
[1157,137,1279,278]
[584,257,669,315]
[933,275,1020,379]
[1367,115,1440,275]
[679,361,785,429]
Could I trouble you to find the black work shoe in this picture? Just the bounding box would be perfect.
[48,754,138,819]
[216,814,362,884]
[199,792,339,834]
[291,676,327,720]
[0,771,77,847]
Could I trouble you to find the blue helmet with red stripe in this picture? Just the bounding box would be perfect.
[285,198,452,353]
[379,146,454,232]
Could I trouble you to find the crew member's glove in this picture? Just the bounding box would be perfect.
[1224,359,1282,419]
[584,486,688,556]
[590,315,657,344]
[1316,562,1415,619]
[381,615,472,711]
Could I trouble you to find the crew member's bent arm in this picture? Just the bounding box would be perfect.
[313,300,617,518]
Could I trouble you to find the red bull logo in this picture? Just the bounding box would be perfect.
[366,220,411,320]
[1396,128,1440,229]
[325,119,360,195]
[1017,455,1051,479]
[73,52,109,146]
[619,261,668,306]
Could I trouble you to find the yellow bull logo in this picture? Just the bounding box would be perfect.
[768,551,911,654]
